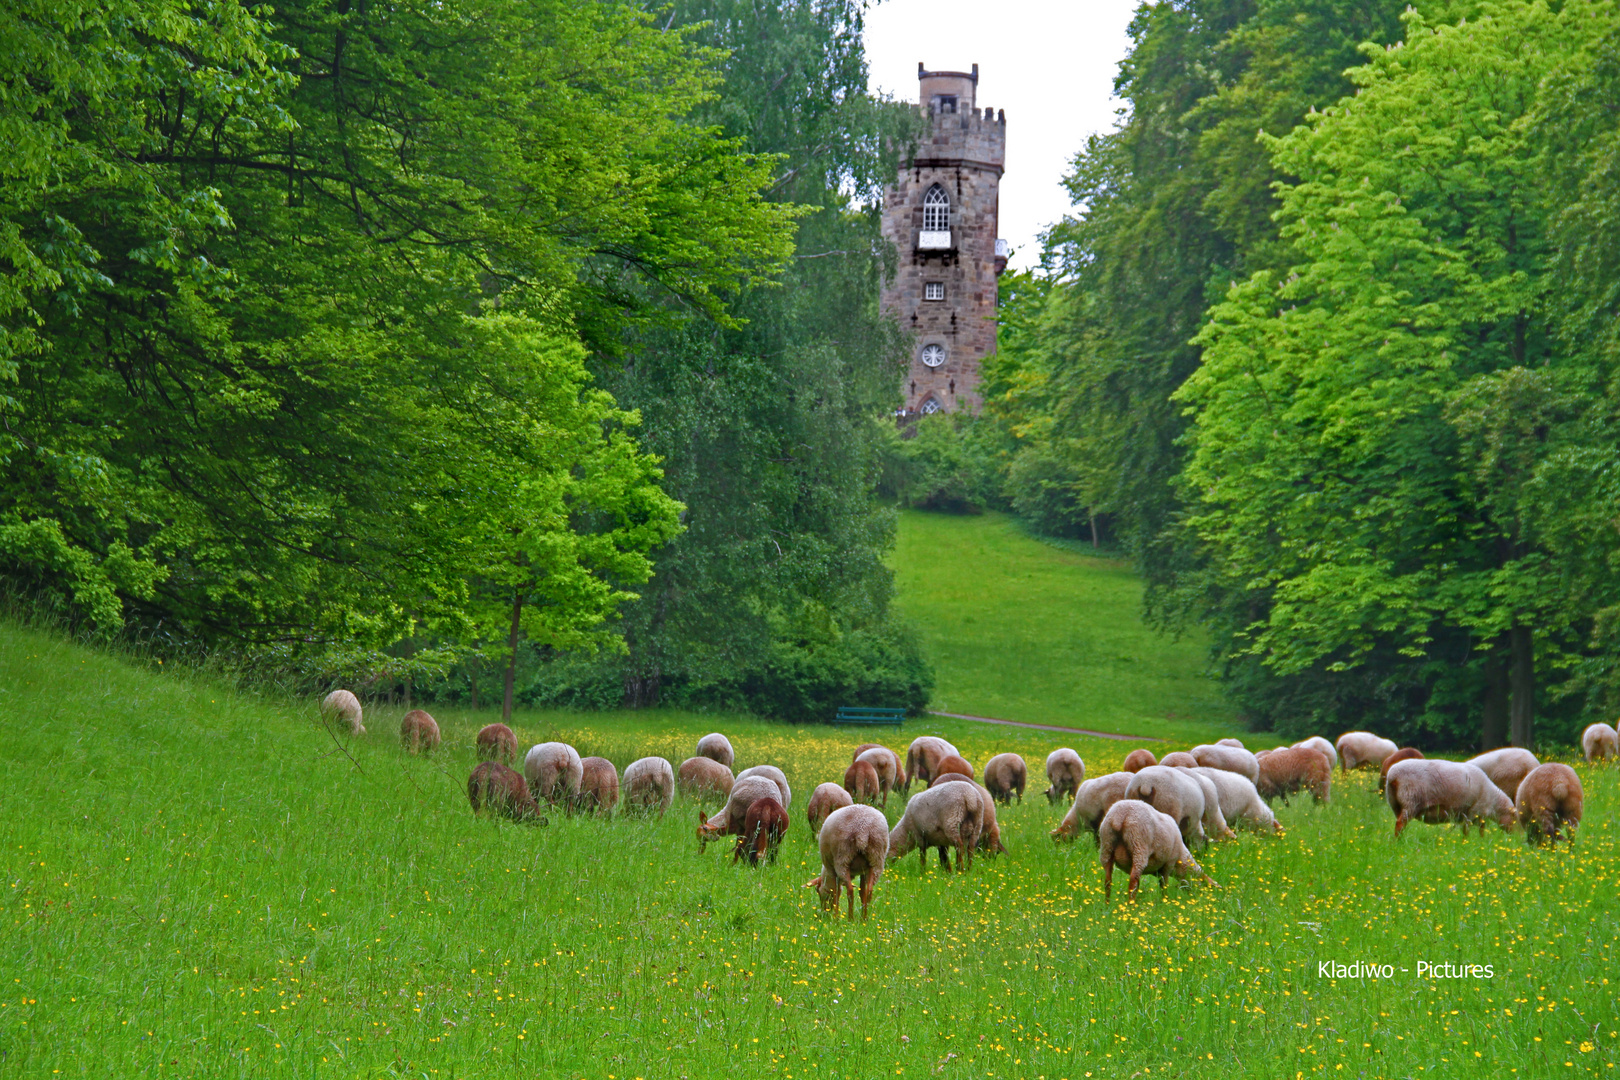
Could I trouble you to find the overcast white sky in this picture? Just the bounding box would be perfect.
[862,0,1140,272]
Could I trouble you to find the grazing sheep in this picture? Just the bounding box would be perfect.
[623,756,676,816]
[1384,759,1517,837]
[935,754,975,780]
[1122,749,1158,773]
[1190,743,1259,783]
[1292,736,1338,770]
[1377,748,1425,794]
[1465,748,1540,802]
[930,771,975,788]
[735,765,791,810]
[904,736,959,792]
[887,781,983,874]
[1097,800,1217,901]
[806,782,854,835]
[1189,767,1282,835]
[982,753,1028,804]
[399,709,440,754]
[476,723,518,764]
[734,796,789,866]
[843,759,881,805]
[1158,751,1198,769]
[855,747,901,807]
[576,757,619,816]
[805,804,890,920]
[1582,723,1619,763]
[1336,732,1398,773]
[467,762,544,823]
[695,733,735,769]
[1217,738,1246,749]
[1515,763,1583,846]
[970,782,1009,855]
[1043,748,1086,804]
[697,776,781,850]
[320,689,365,736]
[1051,773,1133,842]
[1125,766,1215,848]
[524,742,584,806]
[1256,746,1332,805]
[677,757,734,804]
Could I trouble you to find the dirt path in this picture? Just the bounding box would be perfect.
[928,710,1164,743]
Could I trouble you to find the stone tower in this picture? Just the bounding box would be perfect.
[882,63,1007,416]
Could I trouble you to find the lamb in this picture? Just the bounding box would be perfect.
[475,723,518,764]
[733,796,788,865]
[1292,736,1338,770]
[1515,763,1583,846]
[399,709,440,754]
[1217,738,1246,749]
[1043,748,1086,804]
[935,754,975,780]
[623,756,676,815]
[1125,766,1220,848]
[1190,743,1259,783]
[843,759,881,805]
[1377,748,1424,794]
[1465,747,1540,801]
[1122,749,1158,773]
[1582,722,1619,763]
[1336,731,1398,773]
[1384,759,1517,837]
[320,689,365,736]
[1256,746,1332,805]
[904,736,959,791]
[1158,751,1198,769]
[805,804,889,920]
[695,732,735,769]
[886,781,983,874]
[467,762,544,823]
[806,782,854,835]
[735,765,791,809]
[855,747,901,806]
[576,756,620,816]
[677,757,734,804]
[523,742,583,806]
[982,753,1028,804]
[1189,767,1282,835]
[697,776,781,850]
[1050,772,1133,842]
[1097,799,1217,901]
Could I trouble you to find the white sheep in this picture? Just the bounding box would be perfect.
[695,732,735,769]
[806,782,854,835]
[1051,772,1133,842]
[1464,747,1540,802]
[1384,759,1516,838]
[1096,799,1217,901]
[855,747,901,806]
[904,736,960,791]
[1043,748,1086,804]
[805,804,890,920]
[735,764,791,810]
[1216,737,1246,749]
[1125,766,1220,848]
[623,756,676,815]
[1335,732,1397,773]
[320,689,365,736]
[696,775,780,850]
[887,780,983,873]
[1291,736,1338,770]
[1189,766,1282,835]
[1583,723,1619,763]
[523,742,584,806]
[1190,743,1259,783]
[981,753,1028,804]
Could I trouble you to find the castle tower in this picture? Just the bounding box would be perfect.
[882,63,1007,416]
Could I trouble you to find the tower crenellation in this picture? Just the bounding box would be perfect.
[882,63,1006,416]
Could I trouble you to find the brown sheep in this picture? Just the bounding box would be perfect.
[1465,748,1540,802]
[695,733,735,769]
[1255,746,1331,805]
[929,771,974,788]
[467,762,545,824]
[1159,751,1198,769]
[855,747,902,806]
[697,776,780,851]
[1377,748,1424,794]
[843,759,881,805]
[1043,748,1085,803]
[1385,759,1516,837]
[576,756,620,816]
[677,756,734,804]
[1515,763,1582,846]
[475,723,518,765]
[1097,799,1216,901]
[1122,749,1158,773]
[806,805,890,920]
[982,753,1028,804]
[904,736,959,792]
[935,754,974,780]
[806,782,854,835]
[320,689,365,736]
[399,709,440,754]
[733,797,789,865]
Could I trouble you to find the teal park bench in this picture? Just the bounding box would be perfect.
[832,706,906,729]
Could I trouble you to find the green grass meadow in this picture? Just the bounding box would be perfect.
[3,511,1617,1078]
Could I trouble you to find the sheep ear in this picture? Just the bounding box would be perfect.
[697,810,707,825]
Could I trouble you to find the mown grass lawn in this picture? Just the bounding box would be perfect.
[3,623,1617,1078]
[891,510,1236,744]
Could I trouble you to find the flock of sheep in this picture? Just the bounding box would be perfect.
[319,690,1614,920]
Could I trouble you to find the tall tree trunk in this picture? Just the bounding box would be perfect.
[1509,622,1535,749]
[1089,511,1099,550]
[1480,638,1510,751]
[502,593,523,724]
[469,655,479,711]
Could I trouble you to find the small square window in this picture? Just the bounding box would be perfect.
[924,282,945,301]
[937,95,957,114]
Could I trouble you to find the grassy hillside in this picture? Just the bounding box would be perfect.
[892,510,1236,743]
[3,623,1616,1078]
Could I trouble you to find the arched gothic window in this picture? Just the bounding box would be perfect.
[919,397,944,415]
[922,185,950,232]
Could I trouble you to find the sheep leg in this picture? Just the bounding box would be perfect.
[1128,866,1142,899]
[1393,811,1410,839]
[844,877,857,920]
[1103,861,1114,901]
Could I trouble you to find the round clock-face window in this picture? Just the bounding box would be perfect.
[920,344,946,368]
